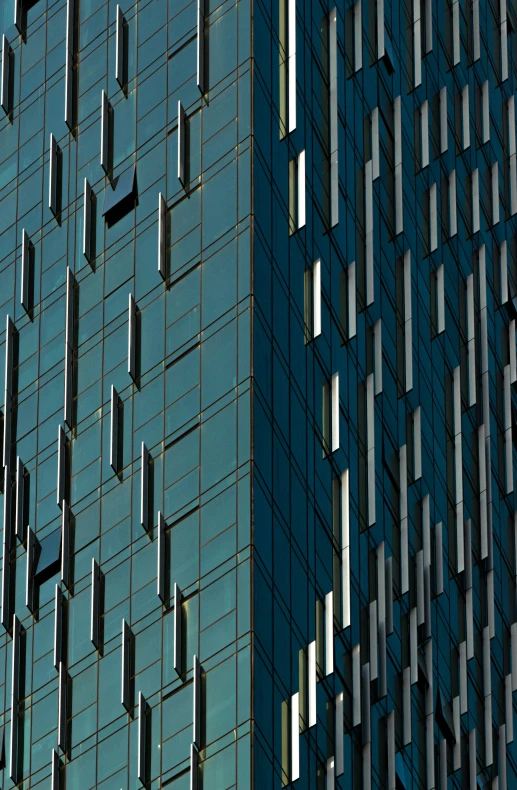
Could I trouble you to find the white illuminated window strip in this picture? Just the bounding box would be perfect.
[297,150,305,229]
[308,641,317,726]
[313,259,321,338]
[325,591,334,676]
[461,85,470,150]
[376,0,384,59]
[291,693,300,781]
[331,373,339,452]
[288,0,296,133]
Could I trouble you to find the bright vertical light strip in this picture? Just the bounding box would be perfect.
[297,150,305,228]
[325,591,334,675]
[331,372,339,452]
[291,692,300,780]
[308,641,316,726]
[288,0,296,132]
[313,259,321,337]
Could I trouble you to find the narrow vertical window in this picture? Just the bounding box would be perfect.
[354,0,362,71]
[173,583,183,676]
[193,655,202,747]
[128,294,136,381]
[158,193,167,279]
[64,267,75,429]
[453,366,464,572]
[331,373,339,452]
[20,229,30,312]
[424,0,432,52]
[501,1,509,81]
[420,100,429,169]
[54,585,63,670]
[110,385,120,474]
[140,442,149,532]
[289,151,306,233]
[492,163,500,226]
[64,0,75,128]
[413,406,422,479]
[404,251,413,392]
[436,263,445,334]
[10,614,20,784]
[308,641,316,726]
[56,425,66,507]
[440,87,448,154]
[313,259,321,338]
[471,168,480,234]
[341,469,350,628]
[91,558,100,649]
[365,159,374,304]
[4,315,14,468]
[61,501,70,589]
[429,183,438,252]
[83,178,92,263]
[49,133,58,216]
[504,365,513,494]
[366,373,376,526]
[177,101,186,187]
[335,692,344,775]
[58,662,67,752]
[1,36,10,115]
[394,97,403,235]
[291,693,300,780]
[472,0,480,61]
[501,240,509,304]
[157,510,166,603]
[197,0,205,94]
[121,619,131,710]
[26,527,34,613]
[115,5,125,89]
[413,0,422,87]
[137,693,149,786]
[376,0,384,59]
[329,8,338,226]
[466,273,476,406]
[100,90,109,173]
[288,0,296,133]
[373,320,382,395]
[508,96,517,216]
[452,0,460,65]
[449,169,457,236]
[481,80,490,143]
[14,456,24,543]
[461,84,470,149]
[325,591,334,675]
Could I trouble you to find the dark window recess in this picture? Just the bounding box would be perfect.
[0,725,5,768]
[102,165,137,223]
[33,528,61,583]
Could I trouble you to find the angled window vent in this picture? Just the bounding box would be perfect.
[102,164,137,223]
[33,528,61,583]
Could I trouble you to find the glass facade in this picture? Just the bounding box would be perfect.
[1,0,517,788]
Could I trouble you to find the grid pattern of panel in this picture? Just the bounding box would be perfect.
[252,0,517,787]
[0,0,252,787]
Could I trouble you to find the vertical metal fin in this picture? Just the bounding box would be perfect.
[174,583,183,676]
[61,501,70,589]
[57,662,67,753]
[196,0,205,94]
[178,101,186,187]
[49,134,58,216]
[83,178,92,263]
[54,584,62,671]
[21,229,29,312]
[57,426,65,508]
[157,510,166,603]
[10,614,20,783]
[91,558,100,649]
[115,5,124,87]
[101,90,109,172]
[158,193,166,279]
[128,294,136,380]
[14,456,24,543]
[121,619,131,710]
[137,692,147,785]
[110,385,120,474]
[193,654,201,748]
[26,527,34,613]
[1,35,10,114]
[140,442,149,532]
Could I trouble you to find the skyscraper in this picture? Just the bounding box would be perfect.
[1,0,517,787]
